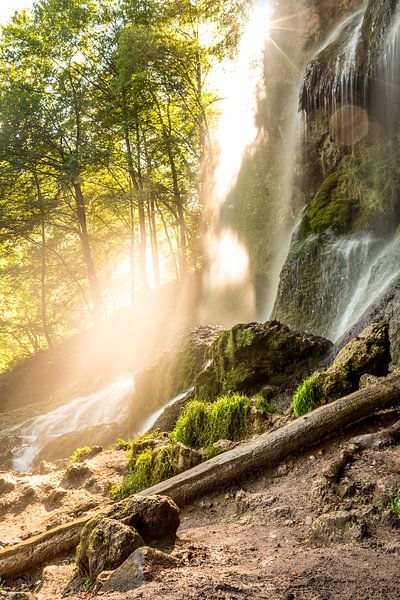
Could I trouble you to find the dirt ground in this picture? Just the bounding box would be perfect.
[10,411,396,600]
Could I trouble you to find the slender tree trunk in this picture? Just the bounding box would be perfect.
[163,130,187,278]
[121,93,149,291]
[147,195,161,287]
[33,170,52,348]
[73,182,103,322]
[128,180,136,302]
[155,200,180,280]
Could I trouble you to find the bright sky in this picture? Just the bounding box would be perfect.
[0,0,34,25]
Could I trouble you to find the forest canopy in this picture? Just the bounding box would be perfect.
[0,0,248,370]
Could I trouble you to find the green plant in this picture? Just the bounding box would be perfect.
[386,493,400,515]
[292,373,323,417]
[255,395,277,415]
[172,393,251,450]
[111,442,179,500]
[69,446,92,465]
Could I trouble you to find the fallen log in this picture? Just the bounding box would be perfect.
[140,375,400,505]
[1,374,400,578]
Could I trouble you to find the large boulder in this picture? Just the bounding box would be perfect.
[110,494,180,541]
[127,326,222,431]
[193,321,332,402]
[76,517,144,580]
[293,322,391,415]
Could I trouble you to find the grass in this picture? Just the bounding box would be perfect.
[171,393,251,450]
[111,442,179,500]
[255,395,277,415]
[386,493,400,515]
[69,446,92,465]
[292,373,323,417]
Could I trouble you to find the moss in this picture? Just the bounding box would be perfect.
[112,441,180,500]
[172,393,251,450]
[292,373,324,417]
[386,493,400,515]
[69,446,92,465]
[255,395,277,415]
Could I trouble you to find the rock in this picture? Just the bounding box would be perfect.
[212,439,237,454]
[193,321,332,402]
[38,461,57,475]
[235,490,277,515]
[76,517,144,580]
[110,494,180,542]
[61,463,93,488]
[0,476,16,495]
[46,488,68,507]
[94,570,114,593]
[373,478,399,507]
[295,322,391,410]
[33,423,119,468]
[312,510,367,544]
[101,547,180,593]
[176,444,202,472]
[128,326,222,431]
[37,564,78,600]
[359,374,382,389]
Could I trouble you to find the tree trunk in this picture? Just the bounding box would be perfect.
[33,171,52,348]
[73,182,103,322]
[163,130,187,278]
[121,93,149,291]
[148,194,161,287]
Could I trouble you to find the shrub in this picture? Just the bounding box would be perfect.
[255,395,277,415]
[387,493,400,515]
[172,393,251,450]
[292,373,323,417]
[70,446,92,465]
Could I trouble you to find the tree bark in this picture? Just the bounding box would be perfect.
[73,182,103,322]
[33,170,52,348]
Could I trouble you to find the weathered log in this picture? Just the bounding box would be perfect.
[1,375,400,578]
[0,516,91,579]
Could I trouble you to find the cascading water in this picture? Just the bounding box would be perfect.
[139,387,194,434]
[12,378,134,472]
[274,2,400,342]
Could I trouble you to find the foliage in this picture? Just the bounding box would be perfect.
[111,441,179,499]
[0,0,248,370]
[69,446,92,465]
[292,373,323,417]
[172,393,251,450]
[255,395,277,415]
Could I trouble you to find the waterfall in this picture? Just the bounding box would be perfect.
[332,235,400,340]
[138,387,194,434]
[12,378,134,472]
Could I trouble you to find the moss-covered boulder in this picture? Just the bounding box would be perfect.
[193,321,332,402]
[76,517,144,580]
[127,326,222,431]
[292,321,390,416]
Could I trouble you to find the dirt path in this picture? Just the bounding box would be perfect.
[32,418,400,600]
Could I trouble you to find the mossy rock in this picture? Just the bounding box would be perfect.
[193,321,332,402]
[292,321,391,416]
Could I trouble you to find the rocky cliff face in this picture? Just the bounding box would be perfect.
[273,0,400,347]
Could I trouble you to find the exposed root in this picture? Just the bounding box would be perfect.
[351,419,400,450]
[322,446,358,483]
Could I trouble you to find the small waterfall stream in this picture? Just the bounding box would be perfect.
[12,378,134,472]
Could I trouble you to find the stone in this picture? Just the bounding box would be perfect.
[193,321,332,402]
[109,494,180,542]
[61,463,93,488]
[101,547,180,593]
[212,439,236,454]
[46,488,68,507]
[176,444,202,472]
[312,510,367,544]
[359,374,382,389]
[76,517,144,580]
[127,326,222,431]
[0,476,16,495]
